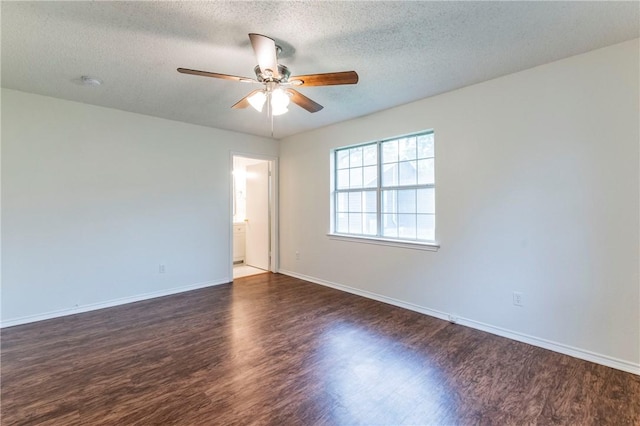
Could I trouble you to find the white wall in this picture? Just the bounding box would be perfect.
[279,39,640,373]
[1,89,279,325]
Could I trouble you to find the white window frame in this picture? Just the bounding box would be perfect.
[329,131,439,251]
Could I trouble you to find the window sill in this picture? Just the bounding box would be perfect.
[327,233,440,251]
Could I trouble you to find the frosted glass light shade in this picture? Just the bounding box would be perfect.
[248,91,267,112]
[271,105,289,116]
[271,88,290,110]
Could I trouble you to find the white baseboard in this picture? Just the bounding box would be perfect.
[278,269,640,376]
[0,278,231,328]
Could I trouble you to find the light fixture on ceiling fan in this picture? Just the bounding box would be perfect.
[177,33,359,119]
[246,82,290,116]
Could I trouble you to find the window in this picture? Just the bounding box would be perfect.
[332,131,436,244]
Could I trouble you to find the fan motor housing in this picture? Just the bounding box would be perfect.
[255,64,290,83]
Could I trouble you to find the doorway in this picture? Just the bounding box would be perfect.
[231,155,277,279]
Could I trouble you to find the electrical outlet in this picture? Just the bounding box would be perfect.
[513,291,523,307]
[295,251,300,261]
[159,264,166,274]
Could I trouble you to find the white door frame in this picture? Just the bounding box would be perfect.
[229,151,279,280]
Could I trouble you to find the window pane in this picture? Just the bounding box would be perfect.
[349,213,362,234]
[363,144,377,166]
[336,213,348,233]
[417,158,434,185]
[382,163,398,187]
[417,214,435,241]
[417,188,435,214]
[363,213,377,235]
[398,161,417,186]
[336,192,349,212]
[350,167,363,188]
[363,166,377,188]
[399,137,417,161]
[337,149,350,169]
[382,213,398,237]
[382,190,396,213]
[417,133,434,158]
[398,189,416,214]
[363,191,377,213]
[382,140,398,163]
[350,147,363,167]
[349,192,362,212]
[398,214,417,239]
[337,169,349,189]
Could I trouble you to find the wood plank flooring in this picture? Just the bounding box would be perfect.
[2,273,639,425]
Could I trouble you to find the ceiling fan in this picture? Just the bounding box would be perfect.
[177,33,359,117]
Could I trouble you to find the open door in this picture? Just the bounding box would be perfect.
[244,161,270,270]
[231,154,277,280]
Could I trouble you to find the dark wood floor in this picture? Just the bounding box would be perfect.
[2,273,639,425]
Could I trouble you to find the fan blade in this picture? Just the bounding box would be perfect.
[231,90,263,109]
[177,68,257,83]
[289,71,358,86]
[287,89,324,113]
[249,33,280,79]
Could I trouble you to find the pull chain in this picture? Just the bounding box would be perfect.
[268,92,274,138]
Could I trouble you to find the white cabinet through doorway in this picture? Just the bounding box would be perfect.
[233,223,246,263]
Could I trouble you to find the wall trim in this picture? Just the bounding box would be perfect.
[1,278,231,328]
[278,269,640,376]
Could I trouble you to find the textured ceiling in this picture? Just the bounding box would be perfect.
[2,1,638,139]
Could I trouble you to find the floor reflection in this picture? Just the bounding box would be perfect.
[315,322,457,425]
